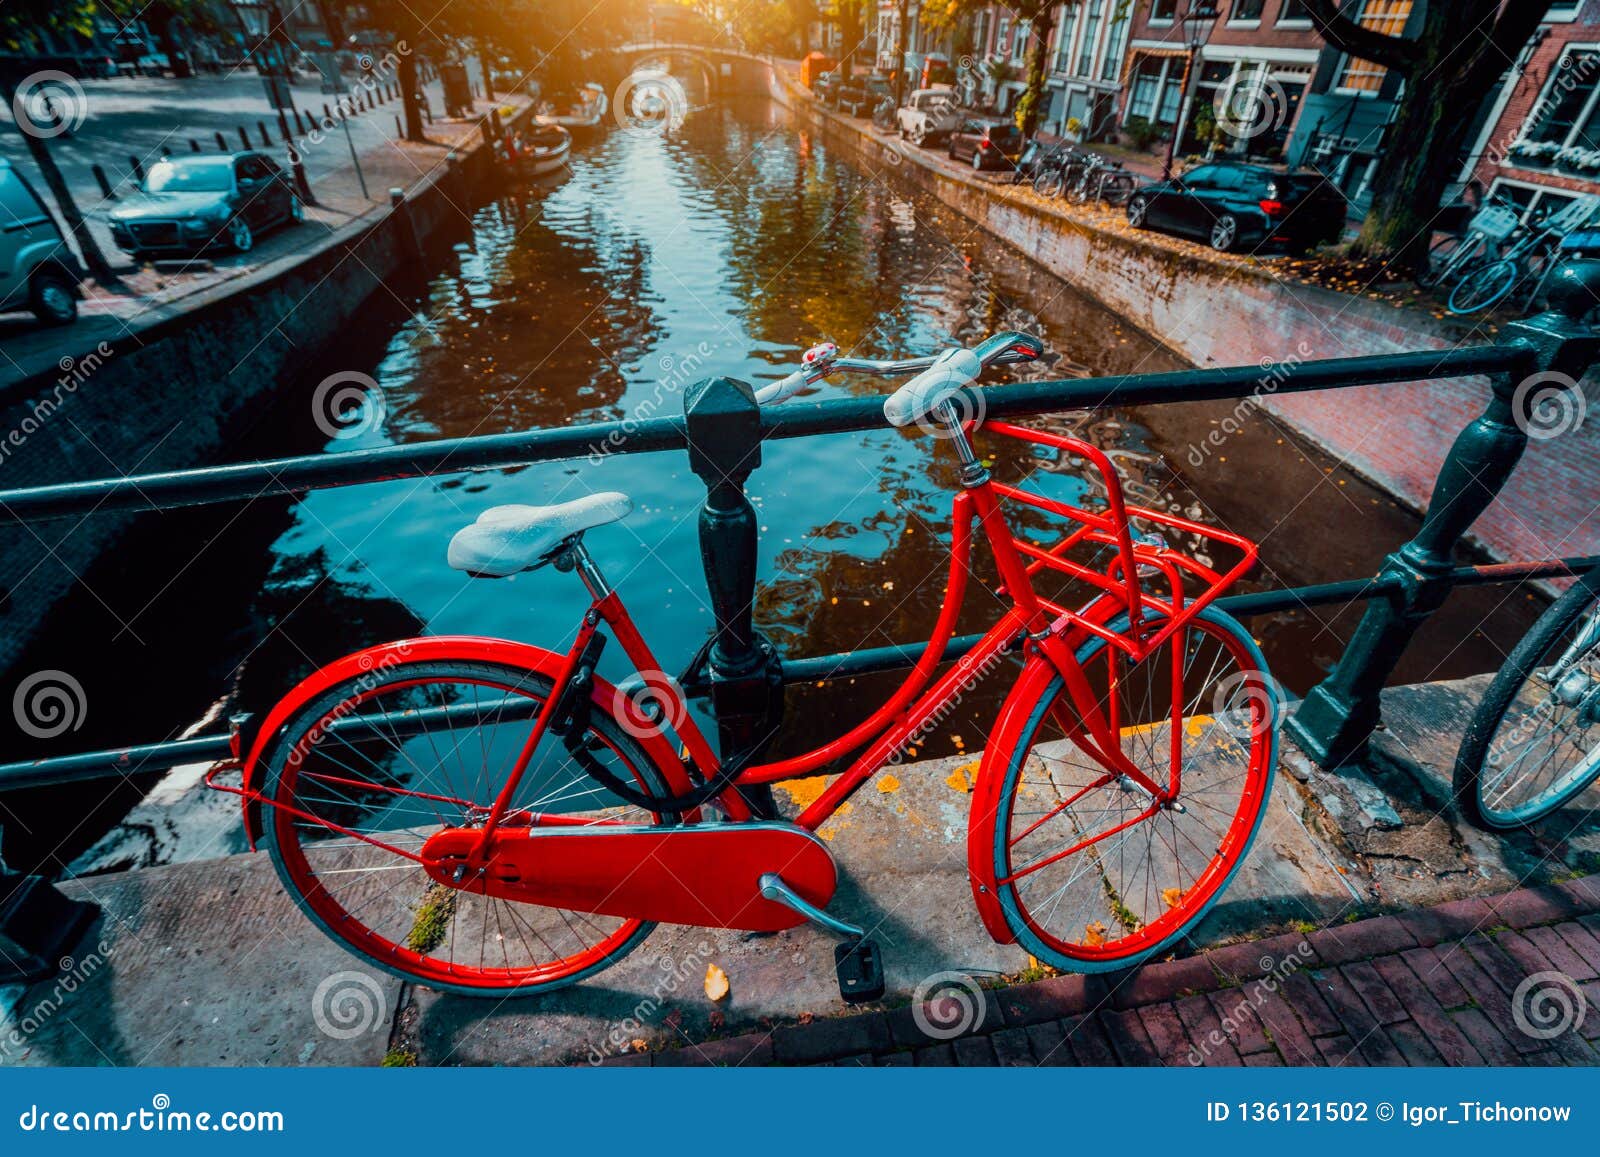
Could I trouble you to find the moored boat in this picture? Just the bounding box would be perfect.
[521,124,571,175]
[535,82,608,133]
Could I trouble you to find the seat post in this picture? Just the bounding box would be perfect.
[563,537,612,600]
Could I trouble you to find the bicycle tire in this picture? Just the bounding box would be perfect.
[260,658,674,996]
[983,606,1278,972]
[1448,257,1520,315]
[1453,570,1600,830]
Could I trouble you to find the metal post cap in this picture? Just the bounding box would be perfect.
[1544,259,1600,321]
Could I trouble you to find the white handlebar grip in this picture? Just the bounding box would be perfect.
[883,348,981,428]
[754,369,812,406]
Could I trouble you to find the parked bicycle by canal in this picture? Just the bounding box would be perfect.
[209,331,1281,998]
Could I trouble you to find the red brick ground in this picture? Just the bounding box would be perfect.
[600,875,1600,1067]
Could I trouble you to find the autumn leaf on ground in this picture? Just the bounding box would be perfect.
[704,963,730,1002]
[1162,887,1187,910]
[1084,921,1108,947]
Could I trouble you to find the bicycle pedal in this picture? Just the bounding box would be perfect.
[835,938,885,1005]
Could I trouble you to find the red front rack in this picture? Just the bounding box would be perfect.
[979,419,1260,660]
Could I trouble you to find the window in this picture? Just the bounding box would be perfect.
[1518,49,1600,162]
[1181,164,1220,187]
[1077,0,1102,75]
[996,15,1011,55]
[1054,7,1077,73]
[1012,18,1030,63]
[1278,0,1311,20]
[1158,73,1183,121]
[1101,8,1129,81]
[1333,1,1412,93]
[1547,1,1582,18]
[1231,0,1266,20]
[1151,0,1179,22]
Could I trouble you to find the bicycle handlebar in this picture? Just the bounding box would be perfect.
[755,332,1046,409]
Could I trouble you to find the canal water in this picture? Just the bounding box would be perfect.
[3,94,1540,877]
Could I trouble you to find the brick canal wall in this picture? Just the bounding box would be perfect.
[772,75,1600,569]
[0,114,529,675]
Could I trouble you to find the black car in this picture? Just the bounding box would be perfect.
[107,151,303,259]
[811,69,842,105]
[1125,161,1346,255]
[838,74,893,118]
[947,117,1023,171]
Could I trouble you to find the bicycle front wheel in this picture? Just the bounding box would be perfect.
[1454,570,1600,829]
[986,606,1278,971]
[259,658,673,996]
[1448,257,1520,314]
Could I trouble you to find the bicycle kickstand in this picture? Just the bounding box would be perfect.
[759,873,886,1005]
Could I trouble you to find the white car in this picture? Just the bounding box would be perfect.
[895,87,962,147]
[0,159,81,326]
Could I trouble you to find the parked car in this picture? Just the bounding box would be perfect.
[811,69,842,105]
[838,74,893,118]
[1125,161,1346,255]
[896,87,961,146]
[947,117,1023,171]
[0,159,82,325]
[107,152,304,260]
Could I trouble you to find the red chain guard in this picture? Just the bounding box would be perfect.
[421,822,839,932]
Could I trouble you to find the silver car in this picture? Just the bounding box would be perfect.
[0,158,82,326]
[107,151,303,259]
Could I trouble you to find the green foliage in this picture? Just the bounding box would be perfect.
[1121,115,1164,150]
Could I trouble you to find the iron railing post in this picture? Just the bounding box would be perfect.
[683,377,784,816]
[1288,260,1600,768]
[0,826,98,983]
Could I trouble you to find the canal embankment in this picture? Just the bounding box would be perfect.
[0,99,536,674]
[769,69,1599,570]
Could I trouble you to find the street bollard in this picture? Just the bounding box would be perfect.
[1289,260,1600,769]
[257,122,272,148]
[0,826,98,984]
[214,131,227,151]
[91,164,116,200]
[238,126,251,150]
[128,155,145,183]
[683,376,785,818]
[395,115,403,137]
[294,109,306,134]
[389,186,419,267]
[189,138,201,152]
[323,102,332,122]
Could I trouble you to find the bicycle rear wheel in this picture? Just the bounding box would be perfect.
[259,658,672,996]
[1448,257,1520,314]
[984,607,1277,971]
[1454,570,1600,829]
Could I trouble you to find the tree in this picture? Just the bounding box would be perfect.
[1302,0,1555,270]
[827,0,868,80]
[933,1,1082,136]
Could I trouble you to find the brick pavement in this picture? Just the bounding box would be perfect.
[600,874,1600,1067]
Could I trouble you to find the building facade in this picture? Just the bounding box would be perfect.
[1463,0,1600,222]
[1124,0,1321,159]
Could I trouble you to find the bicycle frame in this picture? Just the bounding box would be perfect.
[470,422,1256,856]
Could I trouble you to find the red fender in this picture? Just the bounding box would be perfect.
[967,651,1062,945]
[236,636,699,848]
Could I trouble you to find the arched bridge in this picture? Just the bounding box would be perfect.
[606,41,777,97]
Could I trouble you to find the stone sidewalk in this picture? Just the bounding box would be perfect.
[600,874,1600,1068]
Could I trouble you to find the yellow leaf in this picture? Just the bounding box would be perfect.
[1161,887,1187,910]
[704,963,730,1002]
[1084,921,1108,947]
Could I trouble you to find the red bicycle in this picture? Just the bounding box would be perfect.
[210,332,1280,997]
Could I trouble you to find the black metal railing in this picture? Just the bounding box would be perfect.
[1,262,1598,975]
